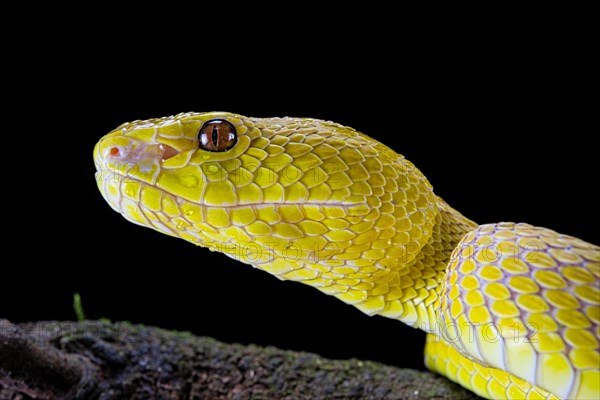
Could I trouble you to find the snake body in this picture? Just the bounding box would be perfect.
[94,112,599,399]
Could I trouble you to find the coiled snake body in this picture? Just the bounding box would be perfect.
[94,112,599,399]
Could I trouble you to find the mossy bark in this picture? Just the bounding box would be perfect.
[0,319,479,399]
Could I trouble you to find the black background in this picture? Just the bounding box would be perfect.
[3,36,597,372]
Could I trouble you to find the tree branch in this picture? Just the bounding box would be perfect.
[0,319,479,399]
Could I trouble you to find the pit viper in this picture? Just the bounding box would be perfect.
[94,112,599,399]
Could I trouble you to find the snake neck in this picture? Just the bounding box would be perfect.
[250,196,476,332]
[334,198,476,331]
[395,198,477,331]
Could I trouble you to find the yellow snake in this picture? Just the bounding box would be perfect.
[94,112,600,399]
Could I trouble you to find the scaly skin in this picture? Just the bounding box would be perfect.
[94,112,600,399]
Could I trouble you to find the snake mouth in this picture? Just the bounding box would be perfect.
[95,168,206,242]
[94,167,143,217]
[96,164,369,211]
[95,161,373,256]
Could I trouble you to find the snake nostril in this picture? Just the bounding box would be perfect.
[109,147,120,157]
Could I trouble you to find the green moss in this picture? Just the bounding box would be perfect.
[72,293,86,322]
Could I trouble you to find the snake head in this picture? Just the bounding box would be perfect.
[94,112,252,236]
[94,112,438,289]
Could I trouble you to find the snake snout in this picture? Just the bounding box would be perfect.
[93,133,174,228]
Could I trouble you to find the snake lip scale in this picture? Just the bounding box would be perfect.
[95,112,600,400]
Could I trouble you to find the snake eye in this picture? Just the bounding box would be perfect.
[198,119,237,152]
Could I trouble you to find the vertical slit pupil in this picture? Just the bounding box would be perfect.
[212,126,219,146]
[199,119,237,152]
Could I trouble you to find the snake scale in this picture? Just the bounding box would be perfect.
[94,112,599,399]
